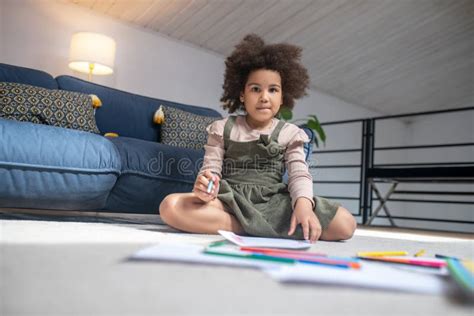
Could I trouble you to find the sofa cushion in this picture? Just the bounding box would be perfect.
[0,63,58,89]
[0,118,121,210]
[160,105,219,150]
[0,82,100,134]
[301,126,315,162]
[105,136,204,213]
[56,75,222,142]
[282,126,314,184]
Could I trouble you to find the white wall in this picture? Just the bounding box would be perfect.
[294,89,378,124]
[408,111,473,148]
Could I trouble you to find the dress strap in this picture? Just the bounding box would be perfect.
[223,115,237,150]
[270,120,286,142]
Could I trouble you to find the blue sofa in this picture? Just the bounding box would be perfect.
[0,63,314,214]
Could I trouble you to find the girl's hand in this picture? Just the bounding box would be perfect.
[193,170,220,203]
[288,197,321,243]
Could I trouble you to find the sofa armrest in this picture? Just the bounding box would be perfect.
[0,118,121,210]
[0,118,120,171]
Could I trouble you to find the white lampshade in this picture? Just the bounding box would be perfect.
[68,32,116,77]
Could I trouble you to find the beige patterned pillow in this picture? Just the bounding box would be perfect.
[159,105,219,150]
[0,82,100,133]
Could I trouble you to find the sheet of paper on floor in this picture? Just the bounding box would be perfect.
[265,260,450,295]
[131,243,452,295]
[218,230,311,249]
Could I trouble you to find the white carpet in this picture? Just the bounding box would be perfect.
[1,217,470,244]
[0,219,220,245]
[1,213,473,316]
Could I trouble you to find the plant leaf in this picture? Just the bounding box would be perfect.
[314,124,326,144]
[313,133,319,148]
[307,116,326,144]
[307,121,325,146]
[279,107,293,121]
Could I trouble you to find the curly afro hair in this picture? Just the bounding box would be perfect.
[220,34,310,113]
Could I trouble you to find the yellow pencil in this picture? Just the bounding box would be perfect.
[462,260,474,274]
[414,249,426,257]
[357,251,408,257]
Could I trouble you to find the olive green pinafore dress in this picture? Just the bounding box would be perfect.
[217,116,340,240]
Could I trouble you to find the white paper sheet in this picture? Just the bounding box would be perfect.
[130,243,286,269]
[131,243,451,295]
[218,230,311,249]
[266,261,449,295]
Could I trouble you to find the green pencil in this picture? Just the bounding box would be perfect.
[446,258,474,292]
[203,249,295,264]
[207,240,228,248]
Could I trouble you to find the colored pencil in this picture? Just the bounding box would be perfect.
[240,246,326,257]
[203,249,295,264]
[204,249,357,269]
[435,254,461,260]
[357,251,408,257]
[462,260,474,274]
[358,256,447,268]
[294,256,361,269]
[208,240,228,248]
[240,246,361,268]
[414,249,426,257]
[446,258,474,292]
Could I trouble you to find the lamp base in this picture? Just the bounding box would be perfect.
[88,63,95,82]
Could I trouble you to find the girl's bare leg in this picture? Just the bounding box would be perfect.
[320,207,357,241]
[159,192,244,234]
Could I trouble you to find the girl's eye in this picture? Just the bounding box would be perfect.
[250,86,260,92]
[270,88,279,93]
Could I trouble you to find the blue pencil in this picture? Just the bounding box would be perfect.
[446,258,474,293]
[435,254,461,260]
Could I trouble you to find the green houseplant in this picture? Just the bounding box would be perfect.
[278,107,326,148]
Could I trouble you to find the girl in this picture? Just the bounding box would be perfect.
[160,34,356,243]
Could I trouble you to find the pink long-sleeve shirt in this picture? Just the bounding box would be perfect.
[199,115,314,209]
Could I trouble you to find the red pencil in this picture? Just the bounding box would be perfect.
[358,256,447,268]
[240,246,326,257]
[241,247,361,269]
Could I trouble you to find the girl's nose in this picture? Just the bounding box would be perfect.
[260,91,269,102]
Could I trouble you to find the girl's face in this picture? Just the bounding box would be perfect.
[240,69,283,129]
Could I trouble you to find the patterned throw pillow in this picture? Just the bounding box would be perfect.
[160,105,220,150]
[0,82,100,134]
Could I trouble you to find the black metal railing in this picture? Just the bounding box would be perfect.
[311,106,474,230]
[311,119,365,218]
